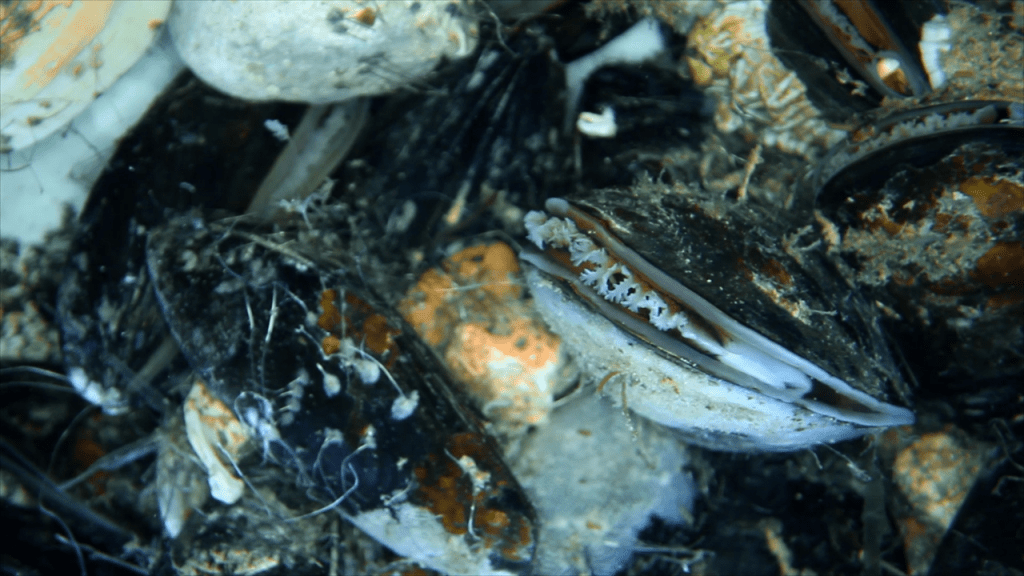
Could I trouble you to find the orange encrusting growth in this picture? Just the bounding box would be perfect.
[959,175,1024,219]
[411,432,533,561]
[72,433,110,495]
[881,425,987,575]
[1,0,70,67]
[972,242,1024,289]
[18,1,113,90]
[400,242,563,431]
[318,288,400,359]
[413,459,468,535]
[351,7,375,26]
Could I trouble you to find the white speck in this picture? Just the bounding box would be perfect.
[180,250,198,272]
[353,358,380,385]
[577,107,617,138]
[385,200,417,234]
[317,363,342,397]
[391,390,419,421]
[264,118,290,141]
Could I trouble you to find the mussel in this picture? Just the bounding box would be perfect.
[521,184,914,451]
[140,215,537,575]
[814,100,1024,383]
[54,72,538,570]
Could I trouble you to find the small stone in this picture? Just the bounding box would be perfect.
[169,0,479,103]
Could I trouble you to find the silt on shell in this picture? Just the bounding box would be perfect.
[521,181,913,452]
[814,100,1024,382]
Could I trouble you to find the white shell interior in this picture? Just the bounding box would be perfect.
[524,201,913,430]
[524,267,875,451]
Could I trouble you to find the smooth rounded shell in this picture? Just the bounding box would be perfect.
[0,0,170,151]
[168,0,478,103]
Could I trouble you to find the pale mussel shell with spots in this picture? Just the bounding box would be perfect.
[522,184,913,451]
[814,99,1024,382]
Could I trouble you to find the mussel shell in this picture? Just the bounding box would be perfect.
[815,101,1024,381]
[766,0,942,118]
[560,184,909,415]
[814,100,1024,196]
[144,216,537,574]
[336,25,572,245]
[56,73,303,414]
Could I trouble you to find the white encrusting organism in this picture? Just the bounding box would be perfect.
[919,15,952,90]
[525,211,694,346]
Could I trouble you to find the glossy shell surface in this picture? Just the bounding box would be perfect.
[13,2,1022,575]
[522,184,913,451]
[142,216,536,575]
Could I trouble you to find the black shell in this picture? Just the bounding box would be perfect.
[568,181,910,409]
[56,74,303,414]
[815,101,1024,382]
[144,215,537,574]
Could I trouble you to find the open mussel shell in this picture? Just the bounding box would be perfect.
[766,0,942,117]
[814,100,1024,196]
[815,100,1024,382]
[521,184,913,452]
[144,216,536,575]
